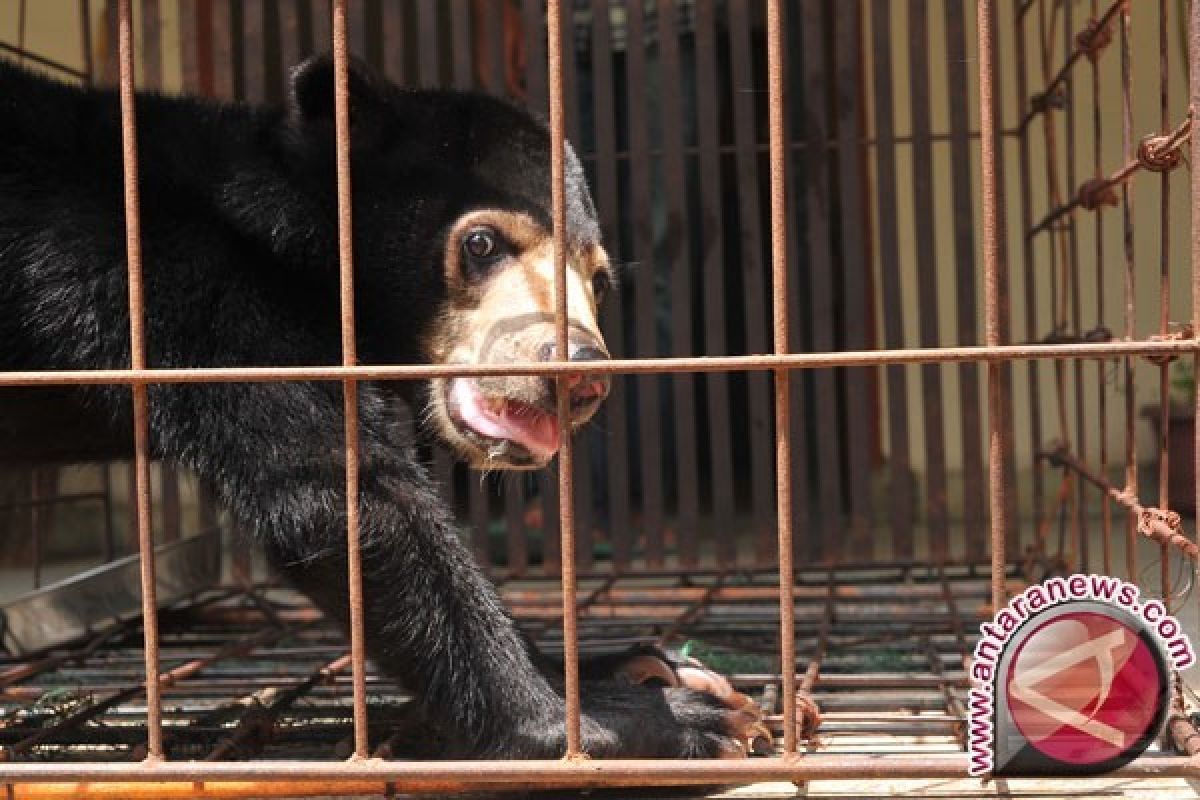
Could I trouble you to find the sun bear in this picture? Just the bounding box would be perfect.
[0,56,763,758]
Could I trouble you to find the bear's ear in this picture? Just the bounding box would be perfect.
[287,55,385,127]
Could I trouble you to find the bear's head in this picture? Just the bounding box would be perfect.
[282,57,614,471]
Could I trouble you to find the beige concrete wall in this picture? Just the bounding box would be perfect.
[2,1,1194,510]
[863,1,1193,494]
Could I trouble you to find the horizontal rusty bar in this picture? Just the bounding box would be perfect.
[0,755,1195,787]
[0,340,1195,387]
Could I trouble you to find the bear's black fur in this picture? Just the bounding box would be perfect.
[0,57,744,758]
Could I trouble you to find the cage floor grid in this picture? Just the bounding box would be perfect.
[0,563,1193,798]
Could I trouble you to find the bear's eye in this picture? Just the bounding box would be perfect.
[461,227,508,276]
[591,271,612,304]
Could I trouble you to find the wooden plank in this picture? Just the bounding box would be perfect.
[868,0,913,560]
[449,0,470,89]
[624,0,666,568]
[657,0,700,568]
[798,0,843,563]
[279,0,304,75]
[694,0,736,567]
[833,2,873,562]
[179,0,200,93]
[589,0,632,571]
[348,0,368,59]
[944,0,984,560]
[522,0,547,112]
[311,0,331,53]
[212,0,236,100]
[242,0,267,103]
[416,0,439,86]
[101,0,118,86]
[141,0,162,90]
[728,0,774,566]
[382,0,407,84]
[907,0,949,561]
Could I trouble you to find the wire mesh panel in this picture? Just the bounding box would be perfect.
[0,0,1199,797]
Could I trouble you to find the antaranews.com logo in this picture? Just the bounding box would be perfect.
[968,574,1195,777]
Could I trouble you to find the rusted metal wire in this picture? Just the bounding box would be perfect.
[328,0,368,761]
[1017,0,1122,132]
[546,0,583,759]
[765,0,796,759]
[1028,115,1191,239]
[115,0,163,762]
[0,341,1195,388]
[1192,0,1200,602]
[1121,0,1138,584]
[1157,0,1172,610]
[978,0,1007,616]
[1041,446,1199,561]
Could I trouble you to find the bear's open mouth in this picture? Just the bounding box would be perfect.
[445,377,561,465]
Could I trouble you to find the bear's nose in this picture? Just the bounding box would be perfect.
[536,340,611,415]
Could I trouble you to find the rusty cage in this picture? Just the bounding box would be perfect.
[2,0,1200,796]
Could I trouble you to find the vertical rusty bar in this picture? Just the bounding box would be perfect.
[1190,0,1200,599]
[945,0,984,561]
[142,0,162,90]
[780,2,812,571]
[523,1,559,573]
[81,0,95,88]
[834,3,872,562]
[116,0,162,761]
[559,7,589,572]
[589,0,631,571]
[870,0,913,561]
[978,0,1006,614]
[908,0,948,562]
[766,0,796,755]
[624,0,665,568]
[1157,0,1172,604]
[728,0,773,566]
[1013,0,1044,566]
[1063,0,1089,572]
[694,0,735,567]
[547,0,582,757]
[658,0,700,568]
[331,0,368,761]
[1091,0,1112,576]
[1120,0,1137,582]
[798,0,843,563]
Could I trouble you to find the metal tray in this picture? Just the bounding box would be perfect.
[0,530,222,655]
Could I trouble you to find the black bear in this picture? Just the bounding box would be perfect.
[0,56,764,758]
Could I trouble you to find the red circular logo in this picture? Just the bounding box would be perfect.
[1005,611,1164,767]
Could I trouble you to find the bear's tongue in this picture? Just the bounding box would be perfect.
[452,378,560,460]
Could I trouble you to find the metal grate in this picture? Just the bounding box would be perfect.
[0,0,1199,796]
